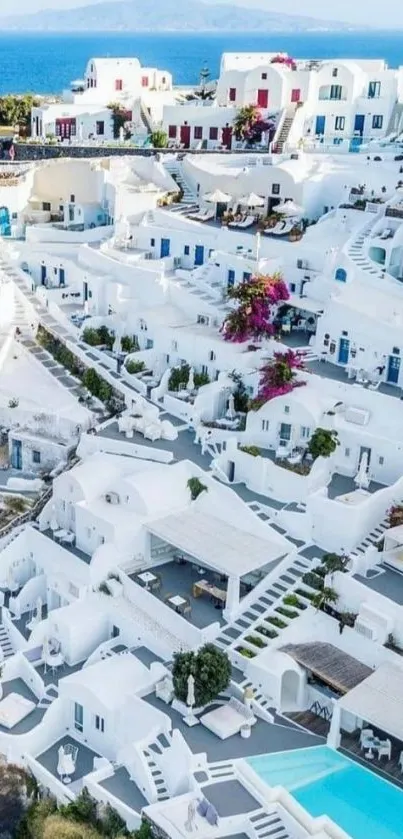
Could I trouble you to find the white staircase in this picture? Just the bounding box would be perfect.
[273,109,295,153]
[163,158,197,205]
[143,734,171,801]
[0,623,14,659]
[250,809,290,839]
[38,684,59,709]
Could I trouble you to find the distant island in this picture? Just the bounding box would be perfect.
[0,0,356,33]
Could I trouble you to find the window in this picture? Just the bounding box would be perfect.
[284,406,290,414]
[372,115,383,129]
[301,426,310,439]
[209,351,216,361]
[334,116,345,131]
[112,625,120,637]
[74,703,83,732]
[209,126,218,140]
[141,76,149,87]
[330,85,343,100]
[168,124,177,139]
[115,79,123,91]
[279,422,291,440]
[243,272,252,282]
[332,68,338,77]
[261,72,267,80]
[95,715,105,732]
[344,448,350,457]
[184,245,190,255]
[335,267,347,282]
[290,283,296,292]
[32,450,41,464]
[96,120,104,136]
[70,194,75,203]
[194,126,203,140]
[291,88,301,103]
[368,81,381,99]
[229,87,236,102]
[261,420,269,431]
[342,330,348,336]
[379,456,384,465]
[150,238,155,247]
[227,269,235,288]
[272,183,280,195]
[393,347,400,355]
[42,202,51,211]
[146,339,154,349]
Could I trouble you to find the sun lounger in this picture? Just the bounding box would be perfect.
[237,215,256,229]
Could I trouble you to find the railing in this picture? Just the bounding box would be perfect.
[309,700,333,721]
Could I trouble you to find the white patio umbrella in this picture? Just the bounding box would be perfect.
[275,199,304,216]
[204,189,232,204]
[239,192,265,208]
[113,333,122,355]
[355,451,370,489]
[184,673,198,727]
[226,394,236,420]
[50,504,58,535]
[187,367,195,391]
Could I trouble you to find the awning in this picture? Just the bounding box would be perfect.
[281,642,372,694]
[287,294,324,314]
[147,509,289,577]
[339,663,403,742]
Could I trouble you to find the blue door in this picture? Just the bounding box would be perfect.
[160,238,170,258]
[195,245,204,266]
[11,440,22,470]
[83,281,88,301]
[338,338,350,364]
[59,268,65,286]
[40,264,47,285]
[315,115,326,136]
[0,207,10,236]
[354,114,365,136]
[227,269,235,289]
[387,355,401,384]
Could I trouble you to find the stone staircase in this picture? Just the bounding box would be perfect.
[0,623,14,659]
[272,109,295,154]
[38,684,59,709]
[249,809,290,839]
[143,733,171,801]
[345,221,386,282]
[163,158,197,205]
[352,515,389,557]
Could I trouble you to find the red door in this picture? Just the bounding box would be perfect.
[180,125,191,148]
[257,89,269,108]
[222,126,233,149]
[56,118,76,140]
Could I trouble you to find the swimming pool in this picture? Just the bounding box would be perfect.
[247,745,403,839]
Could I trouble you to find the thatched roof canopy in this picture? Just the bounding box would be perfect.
[281,642,372,694]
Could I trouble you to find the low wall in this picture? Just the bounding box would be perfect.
[13,144,271,162]
[78,431,174,463]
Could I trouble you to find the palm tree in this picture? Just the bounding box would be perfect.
[311,587,339,613]
[321,553,348,575]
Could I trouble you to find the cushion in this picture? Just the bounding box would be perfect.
[206,805,218,826]
[197,798,208,817]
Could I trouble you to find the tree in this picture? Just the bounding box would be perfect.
[321,553,348,575]
[311,587,339,613]
[252,349,305,407]
[59,789,98,826]
[0,94,39,130]
[172,644,231,707]
[0,763,35,838]
[150,130,168,149]
[221,273,289,343]
[307,428,339,460]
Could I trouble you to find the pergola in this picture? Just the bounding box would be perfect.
[147,508,290,617]
[281,642,372,695]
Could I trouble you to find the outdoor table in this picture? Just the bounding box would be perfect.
[137,571,157,590]
[167,594,187,613]
[365,737,382,759]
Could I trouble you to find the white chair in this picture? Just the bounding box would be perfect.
[155,676,174,704]
[377,739,391,760]
[359,728,374,750]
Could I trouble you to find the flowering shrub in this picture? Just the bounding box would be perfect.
[233,104,274,144]
[252,349,306,406]
[271,55,297,70]
[221,273,289,343]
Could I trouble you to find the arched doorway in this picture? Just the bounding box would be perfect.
[281,669,301,709]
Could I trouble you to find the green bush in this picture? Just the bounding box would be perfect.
[245,634,267,648]
[307,428,339,460]
[283,593,300,607]
[256,625,278,639]
[194,371,210,388]
[239,445,261,457]
[82,326,114,350]
[295,587,315,602]
[187,477,207,500]
[168,364,209,391]
[266,616,287,629]
[236,646,256,658]
[121,335,139,353]
[275,606,299,619]
[172,644,231,706]
[59,788,97,825]
[301,571,324,591]
[125,359,146,375]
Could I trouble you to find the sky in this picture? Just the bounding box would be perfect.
[1,0,402,27]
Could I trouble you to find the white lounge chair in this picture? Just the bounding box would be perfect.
[237,215,256,229]
[379,228,392,240]
[267,220,286,236]
[156,676,174,704]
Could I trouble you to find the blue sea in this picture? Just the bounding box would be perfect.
[0,30,402,94]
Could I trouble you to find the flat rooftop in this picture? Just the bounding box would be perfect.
[354,566,403,606]
[202,780,260,817]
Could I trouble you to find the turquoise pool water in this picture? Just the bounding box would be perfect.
[248,746,403,839]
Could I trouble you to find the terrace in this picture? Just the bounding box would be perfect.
[354,565,403,607]
[0,677,45,734]
[35,735,100,793]
[98,766,148,813]
[306,358,403,400]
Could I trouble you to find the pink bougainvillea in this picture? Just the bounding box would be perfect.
[221,273,290,343]
[252,349,306,407]
[271,55,297,71]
